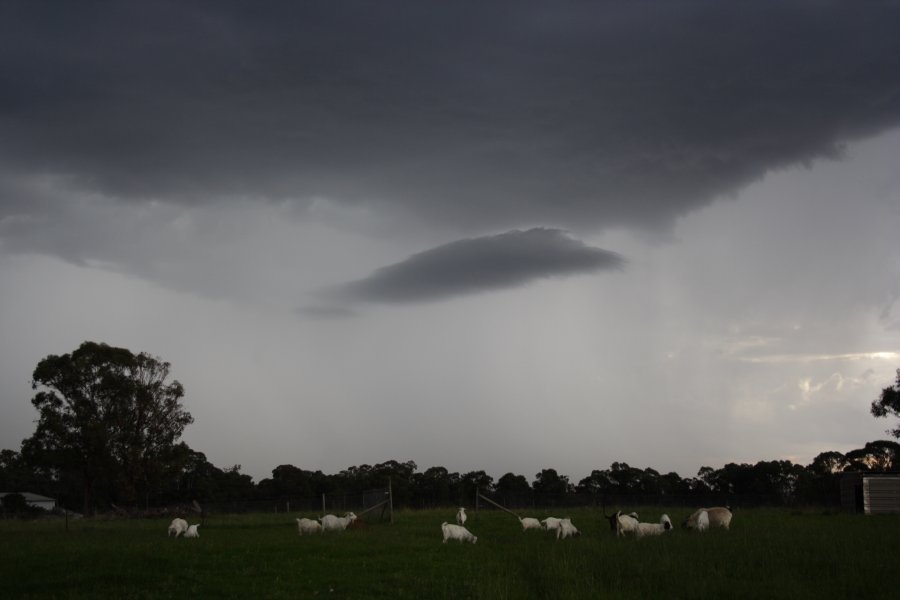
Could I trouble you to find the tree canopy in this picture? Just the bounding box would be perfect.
[871,368,900,438]
[25,341,192,514]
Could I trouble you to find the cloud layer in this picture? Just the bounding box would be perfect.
[331,228,624,304]
[2,0,899,252]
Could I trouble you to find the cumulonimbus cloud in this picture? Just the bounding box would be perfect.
[328,228,624,304]
[2,0,900,243]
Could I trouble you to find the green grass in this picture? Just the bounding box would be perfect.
[2,507,898,599]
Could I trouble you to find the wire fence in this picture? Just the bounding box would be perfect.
[322,487,392,515]
[472,491,842,512]
[8,484,841,521]
[194,487,394,518]
[165,488,842,517]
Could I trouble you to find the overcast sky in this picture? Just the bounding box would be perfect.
[2,0,900,484]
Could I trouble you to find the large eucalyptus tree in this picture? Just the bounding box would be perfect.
[26,341,192,514]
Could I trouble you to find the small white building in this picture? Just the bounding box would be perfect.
[840,473,900,514]
[0,492,57,511]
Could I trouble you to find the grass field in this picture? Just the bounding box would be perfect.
[2,507,899,599]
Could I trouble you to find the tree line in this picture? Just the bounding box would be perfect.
[2,342,900,514]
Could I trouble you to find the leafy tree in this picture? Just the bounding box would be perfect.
[258,465,313,499]
[845,440,900,472]
[693,466,717,492]
[0,450,37,493]
[576,470,613,494]
[170,446,220,501]
[657,471,692,496]
[635,467,662,494]
[752,460,805,501]
[257,464,337,505]
[372,460,418,505]
[460,470,494,502]
[606,462,644,492]
[808,451,850,476]
[1,492,30,515]
[496,472,531,496]
[25,341,193,514]
[411,466,461,506]
[216,464,256,500]
[532,468,572,496]
[335,463,368,493]
[871,368,900,438]
[796,451,848,504]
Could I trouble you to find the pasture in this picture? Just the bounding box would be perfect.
[2,507,898,599]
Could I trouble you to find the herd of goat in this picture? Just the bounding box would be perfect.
[166,505,733,543]
[438,506,732,544]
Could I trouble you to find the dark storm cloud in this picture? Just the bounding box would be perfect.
[332,228,624,303]
[2,0,900,238]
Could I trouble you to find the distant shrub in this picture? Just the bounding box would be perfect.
[2,494,43,517]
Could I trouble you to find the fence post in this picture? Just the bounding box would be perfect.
[322,493,326,515]
[389,477,394,524]
[475,487,479,513]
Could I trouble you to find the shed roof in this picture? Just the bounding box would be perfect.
[0,492,56,502]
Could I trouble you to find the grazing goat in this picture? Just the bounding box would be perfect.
[441,521,477,544]
[606,511,640,537]
[556,518,580,540]
[683,506,732,531]
[697,511,710,531]
[320,512,357,532]
[541,517,563,531]
[184,524,200,538]
[603,510,639,536]
[296,517,322,535]
[456,507,467,526]
[636,514,673,537]
[519,517,542,531]
[167,518,189,538]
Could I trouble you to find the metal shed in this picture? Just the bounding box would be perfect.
[840,473,900,514]
[0,492,57,511]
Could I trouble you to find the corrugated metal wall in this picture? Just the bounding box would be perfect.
[863,477,900,515]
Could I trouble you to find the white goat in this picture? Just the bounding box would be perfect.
[441,521,477,544]
[167,518,188,537]
[610,511,640,537]
[456,507,467,526]
[636,514,673,537]
[320,512,357,532]
[519,517,542,531]
[603,510,638,535]
[184,524,200,538]
[697,510,710,531]
[541,517,563,532]
[556,518,580,540]
[296,517,323,535]
[683,506,732,531]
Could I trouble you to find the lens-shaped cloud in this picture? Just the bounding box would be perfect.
[331,228,624,304]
